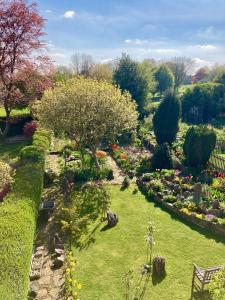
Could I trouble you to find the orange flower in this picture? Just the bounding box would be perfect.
[110,144,120,151]
[96,150,107,158]
[120,153,128,160]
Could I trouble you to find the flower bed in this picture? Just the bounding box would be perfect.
[110,143,151,177]
[137,170,225,236]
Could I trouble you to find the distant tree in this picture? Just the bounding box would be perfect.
[139,59,157,96]
[154,64,174,95]
[113,54,149,116]
[182,83,225,124]
[192,67,209,83]
[153,92,181,145]
[35,77,138,168]
[71,53,95,77]
[54,66,73,82]
[89,64,113,82]
[208,64,225,81]
[214,70,225,86]
[0,0,49,138]
[167,57,194,91]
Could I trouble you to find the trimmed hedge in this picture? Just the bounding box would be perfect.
[0,130,51,300]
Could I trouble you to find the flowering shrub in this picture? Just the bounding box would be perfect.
[23,121,38,137]
[96,150,107,158]
[65,252,82,300]
[0,161,14,201]
[110,143,120,151]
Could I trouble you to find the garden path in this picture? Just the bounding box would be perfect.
[105,155,125,184]
[29,153,65,300]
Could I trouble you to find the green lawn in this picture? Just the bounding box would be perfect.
[0,106,30,117]
[73,185,225,300]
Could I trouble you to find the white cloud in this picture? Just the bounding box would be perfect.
[188,44,217,51]
[124,39,148,45]
[45,9,52,14]
[63,10,76,19]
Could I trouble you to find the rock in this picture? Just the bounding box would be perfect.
[30,271,40,281]
[193,182,202,203]
[107,211,118,227]
[28,281,39,298]
[55,248,65,257]
[212,200,221,210]
[207,209,224,218]
[52,256,65,269]
[183,191,191,199]
[173,184,181,193]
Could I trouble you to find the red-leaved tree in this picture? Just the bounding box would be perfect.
[0,0,53,137]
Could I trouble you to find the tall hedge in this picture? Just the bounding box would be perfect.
[183,126,216,167]
[153,92,181,145]
[0,130,51,300]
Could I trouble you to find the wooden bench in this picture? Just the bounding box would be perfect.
[191,263,224,298]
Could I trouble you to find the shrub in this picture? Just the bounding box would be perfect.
[20,145,45,162]
[151,143,173,170]
[153,92,181,145]
[121,176,130,190]
[136,156,152,176]
[148,179,163,192]
[209,269,225,300]
[0,144,47,299]
[32,130,51,150]
[183,126,216,167]
[163,195,177,204]
[0,161,14,191]
[23,120,37,137]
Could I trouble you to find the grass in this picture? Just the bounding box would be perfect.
[73,185,225,300]
[0,106,30,117]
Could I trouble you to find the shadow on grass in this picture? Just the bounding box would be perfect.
[190,290,212,300]
[152,271,167,286]
[78,221,102,250]
[141,190,225,245]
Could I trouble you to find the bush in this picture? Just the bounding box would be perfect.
[121,176,130,190]
[20,145,45,162]
[164,195,177,204]
[0,134,47,299]
[151,143,173,170]
[183,126,216,167]
[153,92,181,145]
[32,130,51,150]
[136,156,152,176]
[23,120,37,137]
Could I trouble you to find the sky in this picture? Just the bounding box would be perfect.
[34,0,225,69]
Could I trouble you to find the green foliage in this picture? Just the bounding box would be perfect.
[0,151,46,299]
[209,269,225,300]
[182,83,225,124]
[153,92,181,145]
[154,64,174,95]
[32,130,51,150]
[113,54,149,115]
[163,195,177,204]
[214,70,225,86]
[121,176,130,190]
[151,143,173,170]
[19,145,45,162]
[183,126,217,167]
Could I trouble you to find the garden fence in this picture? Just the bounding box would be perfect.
[209,140,225,172]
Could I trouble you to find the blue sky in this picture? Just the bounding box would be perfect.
[34,0,225,69]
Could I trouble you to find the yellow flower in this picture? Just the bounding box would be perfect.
[66,268,71,273]
[74,279,77,284]
[73,292,78,296]
[68,278,73,283]
[71,261,76,267]
[77,283,82,289]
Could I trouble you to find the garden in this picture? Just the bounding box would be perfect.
[1,1,225,300]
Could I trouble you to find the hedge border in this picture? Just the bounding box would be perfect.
[0,130,51,300]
